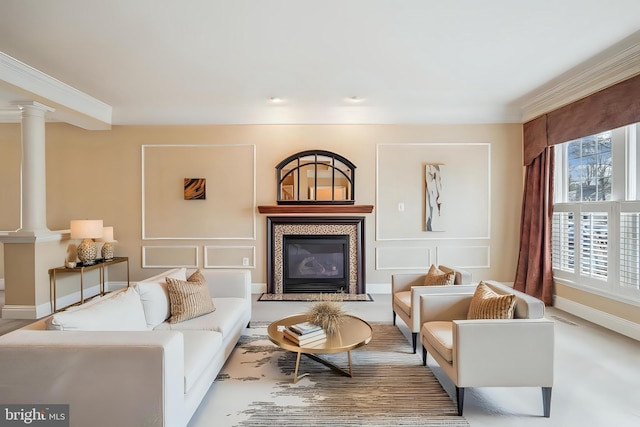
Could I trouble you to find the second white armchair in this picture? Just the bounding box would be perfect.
[392,265,474,353]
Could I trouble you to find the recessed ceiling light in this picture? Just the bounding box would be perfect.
[269,97,284,104]
[345,96,365,103]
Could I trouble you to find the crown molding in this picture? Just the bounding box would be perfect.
[521,31,640,122]
[0,51,112,129]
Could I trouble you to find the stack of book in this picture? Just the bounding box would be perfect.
[283,321,327,346]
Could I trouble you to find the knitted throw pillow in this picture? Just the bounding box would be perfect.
[423,264,455,286]
[467,282,516,319]
[166,269,215,323]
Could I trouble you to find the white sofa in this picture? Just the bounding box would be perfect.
[419,280,554,417]
[0,267,251,427]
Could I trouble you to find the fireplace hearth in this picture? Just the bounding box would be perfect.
[267,216,365,294]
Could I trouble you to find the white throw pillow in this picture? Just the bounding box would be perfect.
[135,268,187,329]
[47,288,148,331]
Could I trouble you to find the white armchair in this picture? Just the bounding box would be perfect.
[392,265,474,353]
[419,281,554,417]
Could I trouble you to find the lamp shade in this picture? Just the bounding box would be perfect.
[70,220,104,239]
[97,226,116,243]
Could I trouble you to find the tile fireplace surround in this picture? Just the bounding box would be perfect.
[266,216,365,295]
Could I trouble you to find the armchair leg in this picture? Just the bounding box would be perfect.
[422,346,427,366]
[392,311,396,326]
[542,387,552,418]
[412,333,417,354]
[455,387,464,416]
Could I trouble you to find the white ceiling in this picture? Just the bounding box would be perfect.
[0,0,639,127]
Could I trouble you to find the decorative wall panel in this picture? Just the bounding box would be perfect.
[375,247,433,270]
[377,143,490,240]
[142,144,255,239]
[142,246,199,268]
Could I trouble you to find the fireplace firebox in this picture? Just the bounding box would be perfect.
[267,216,365,294]
[283,235,349,293]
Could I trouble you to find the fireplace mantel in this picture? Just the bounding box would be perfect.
[258,205,374,214]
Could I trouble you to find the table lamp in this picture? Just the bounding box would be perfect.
[70,219,103,265]
[97,226,117,260]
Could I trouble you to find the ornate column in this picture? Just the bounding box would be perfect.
[15,101,54,235]
[1,101,57,319]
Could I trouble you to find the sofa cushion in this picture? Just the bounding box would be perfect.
[394,291,412,317]
[422,321,453,363]
[482,281,546,319]
[182,330,223,394]
[154,297,245,337]
[424,265,455,286]
[166,270,216,323]
[135,268,187,329]
[47,288,148,331]
[467,282,516,320]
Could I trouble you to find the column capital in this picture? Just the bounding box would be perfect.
[11,100,56,114]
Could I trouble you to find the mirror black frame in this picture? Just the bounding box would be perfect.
[275,150,356,205]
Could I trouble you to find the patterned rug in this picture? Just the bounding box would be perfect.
[258,293,374,302]
[188,323,469,426]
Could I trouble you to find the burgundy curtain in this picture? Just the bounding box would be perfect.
[514,147,554,305]
[517,74,640,304]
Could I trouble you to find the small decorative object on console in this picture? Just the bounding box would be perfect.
[70,219,104,265]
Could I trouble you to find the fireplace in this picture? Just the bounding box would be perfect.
[267,216,365,294]
[283,235,349,293]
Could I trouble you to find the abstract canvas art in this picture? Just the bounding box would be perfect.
[184,178,206,200]
[425,164,444,231]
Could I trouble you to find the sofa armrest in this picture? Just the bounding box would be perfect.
[0,330,185,427]
[420,293,473,323]
[392,274,425,293]
[453,319,555,387]
[195,269,251,300]
[439,265,473,284]
[412,285,477,325]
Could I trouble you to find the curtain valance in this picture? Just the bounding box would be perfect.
[523,73,640,165]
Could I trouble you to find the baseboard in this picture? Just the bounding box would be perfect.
[2,304,41,320]
[366,283,391,294]
[252,283,266,294]
[554,296,640,341]
[251,283,392,295]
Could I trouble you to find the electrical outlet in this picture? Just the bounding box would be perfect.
[242,257,249,266]
[398,202,405,212]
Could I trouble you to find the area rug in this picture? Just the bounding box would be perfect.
[188,323,468,426]
[258,293,374,302]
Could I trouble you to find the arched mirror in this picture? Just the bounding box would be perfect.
[276,150,356,205]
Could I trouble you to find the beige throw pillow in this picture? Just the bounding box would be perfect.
[423,264,455,286]
[467,282,516,319]
[166,269,215,323]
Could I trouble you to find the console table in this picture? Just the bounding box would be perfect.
[49,257,130,313]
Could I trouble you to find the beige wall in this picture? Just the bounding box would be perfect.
[1,122,524,305]
[555,283,640,324]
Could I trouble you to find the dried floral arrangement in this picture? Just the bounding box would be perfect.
[306,293,347,334]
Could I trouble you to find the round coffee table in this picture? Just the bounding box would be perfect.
[268,313,373,383]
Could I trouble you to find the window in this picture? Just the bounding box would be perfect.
[553,123,640,302]
[566,132,612,202]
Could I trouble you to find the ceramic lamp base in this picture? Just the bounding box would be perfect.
[102,242,114,260]
[77,238,97,265]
